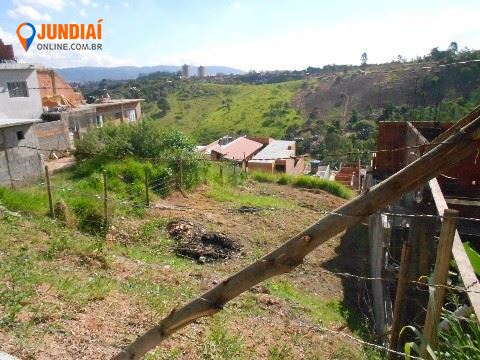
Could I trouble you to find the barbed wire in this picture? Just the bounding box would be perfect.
[312,210,480,224]
[12,137,464,164]
[250,314,426,359]
[301,267,480,295]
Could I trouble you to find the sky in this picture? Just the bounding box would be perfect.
[0,0,479,70]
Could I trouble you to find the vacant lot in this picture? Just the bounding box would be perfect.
[0,179,376,359]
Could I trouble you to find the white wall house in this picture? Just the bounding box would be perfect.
[0,63,43,120]
[0,63,44,187]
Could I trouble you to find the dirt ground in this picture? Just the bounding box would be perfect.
[1,182,372,359]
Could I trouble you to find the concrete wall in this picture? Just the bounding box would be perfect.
[0,64,42,119]
[248,157,304,175]
[94,102,142,124]
[0,124,43,187]
[368,213,391,339]
[62,107,97,137]
[248,161,274,173]
[288,157,305,175]
[34,120,71,158]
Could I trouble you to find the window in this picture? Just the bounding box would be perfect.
[16,131,25,140]
[128,109,136,123]
[7,82,29,98]
[114,112,122,119]
[96,115,104,128]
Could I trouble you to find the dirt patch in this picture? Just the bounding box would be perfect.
[166,219,242,262]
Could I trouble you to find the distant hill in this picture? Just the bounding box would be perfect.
[57,65,245,83]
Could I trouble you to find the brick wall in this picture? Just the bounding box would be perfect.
[37,69,84,106]
[34,120,71,158]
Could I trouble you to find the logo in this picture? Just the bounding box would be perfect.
[16,19,103,52]
[16,22,36,51]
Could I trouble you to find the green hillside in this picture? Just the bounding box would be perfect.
[158,81,305,144]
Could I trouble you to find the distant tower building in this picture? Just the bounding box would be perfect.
[198,65,205,78]
[0,39,16,63]
[181,64,189,78]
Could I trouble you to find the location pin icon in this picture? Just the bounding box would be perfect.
[17,22,36,51]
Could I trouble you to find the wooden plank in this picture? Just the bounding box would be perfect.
[420,209,459,358]
[428,178,480,320]
[389,241,411,354]
[431,105,480,145]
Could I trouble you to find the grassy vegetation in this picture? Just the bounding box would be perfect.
[267,280,347,326]
[159,82,305,144]
[207,182,295,209]
[252,171,354,199]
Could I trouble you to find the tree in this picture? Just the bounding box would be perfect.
[448,41,458,54]
[353,120,376,140]
[350,109,359,124]
[361,52,368,66]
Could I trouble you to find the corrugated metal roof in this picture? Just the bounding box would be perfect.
[252,140,295,160]
[213,137,263,160]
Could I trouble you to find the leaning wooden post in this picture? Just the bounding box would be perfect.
[144,169,150,207]
[103,170,108,228]
[112,115,480,360]
[45,165,54,218]
[219,164,223,183]
[420,209,459,359]
[389,240,411,356]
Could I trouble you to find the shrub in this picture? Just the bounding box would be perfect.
[251,171,353,199]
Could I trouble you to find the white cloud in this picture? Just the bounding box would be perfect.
[80,0,91,5]
[123,2,130,7]
[13,0,66,11]
[8,5,52,22]
[92,2,99,7]
[104,4,110,10]
[149,7,480,71]
[79,9,87,17]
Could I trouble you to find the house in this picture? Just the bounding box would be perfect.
[196,135,234,154]
[210,136,264,163]
[88,97,144,127]
[0,63,45,186]
[248,139,304,175]
[199,134,304,174]
[0,63,42,120]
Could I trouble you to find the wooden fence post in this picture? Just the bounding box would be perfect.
[219,164,223,183]
[179,158,184,190]
[420,208,459,359]
[103,170,108,227]
[203,160,207,184]
[45,165,54,218]
[233,162,237,184]
[389,240,411,356]
[144,169,149,207]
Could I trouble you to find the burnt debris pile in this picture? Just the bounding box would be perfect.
[166,219,242,262]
